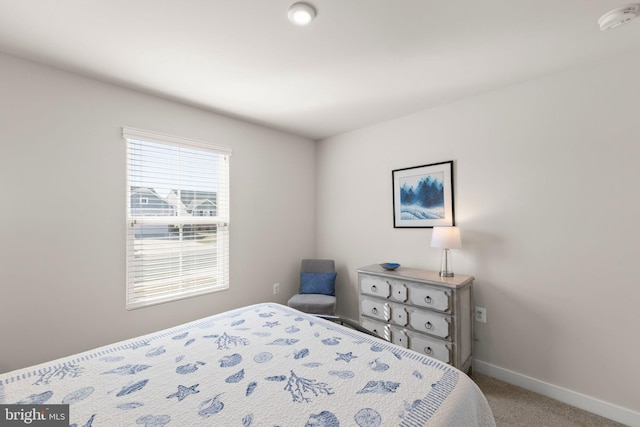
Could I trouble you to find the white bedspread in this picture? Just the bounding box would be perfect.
[0,303,495,426]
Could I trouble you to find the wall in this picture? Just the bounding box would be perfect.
[0,53,316,373]
[317,51,640,422]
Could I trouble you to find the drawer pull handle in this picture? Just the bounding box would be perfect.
[371,285,378,293]
[372,307,378,315]
[425,321,433,330]
[425,296,432,304]
[425,347,433,355]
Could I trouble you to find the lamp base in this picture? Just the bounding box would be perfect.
[439,248,454,277]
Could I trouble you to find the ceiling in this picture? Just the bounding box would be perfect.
[1,1,640,140]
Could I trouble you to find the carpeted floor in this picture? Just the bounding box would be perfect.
[471,373,627,427]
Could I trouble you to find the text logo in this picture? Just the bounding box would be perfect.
[0,405,68,426]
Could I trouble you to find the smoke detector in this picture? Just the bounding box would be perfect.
[598,4,640,31]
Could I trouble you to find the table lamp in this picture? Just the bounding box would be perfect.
[430,226,461,277]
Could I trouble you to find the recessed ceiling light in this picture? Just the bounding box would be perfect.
[598,4,639,31]
[288,2,316,26]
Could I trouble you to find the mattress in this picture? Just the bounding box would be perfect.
[0,303,495,426]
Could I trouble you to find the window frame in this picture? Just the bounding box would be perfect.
[123,127,231,310]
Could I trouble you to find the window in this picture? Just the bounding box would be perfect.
[123,127,231,309]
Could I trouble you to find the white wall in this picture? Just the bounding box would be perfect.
[3,45,640,423]
[0,53,316,373]
[317,51,640,419]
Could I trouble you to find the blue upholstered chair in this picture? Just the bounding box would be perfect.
[287,259,337,315]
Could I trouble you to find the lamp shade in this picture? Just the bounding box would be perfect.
[431,226,461,249]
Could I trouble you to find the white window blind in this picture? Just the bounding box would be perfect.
[123,127,231,309]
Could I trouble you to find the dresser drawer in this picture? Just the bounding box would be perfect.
[408,333,452,364]
[406,284,451,313]
[390,305,408,326]
[360,276,390,298]
[360,298,390,322]
[390,281,408,302]
[391,328,409,348]
[360,318,409,349]
[360,318,391,341]
[407,308,451,340]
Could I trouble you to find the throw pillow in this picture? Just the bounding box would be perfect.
[300,272,337,296]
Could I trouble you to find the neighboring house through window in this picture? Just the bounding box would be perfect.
[123,127,231,309]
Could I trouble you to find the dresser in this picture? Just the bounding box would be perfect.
[357,264,474,373]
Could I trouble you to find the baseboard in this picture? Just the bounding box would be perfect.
[473,359,640,427]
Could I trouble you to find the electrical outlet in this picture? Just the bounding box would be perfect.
[272,283,280,295]
[474,307,487,323]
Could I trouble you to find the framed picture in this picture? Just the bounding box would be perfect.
[392,160,454,228]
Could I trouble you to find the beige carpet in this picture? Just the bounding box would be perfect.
[471,373,627,427]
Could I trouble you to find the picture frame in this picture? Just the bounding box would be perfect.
[392,160,454,228]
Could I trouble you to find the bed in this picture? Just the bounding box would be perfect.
[0,303,495,426]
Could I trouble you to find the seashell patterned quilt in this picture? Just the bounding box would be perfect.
[0,303,495,426]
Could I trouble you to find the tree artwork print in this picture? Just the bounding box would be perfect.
[392,161,454,228]
[399,172,445,220]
